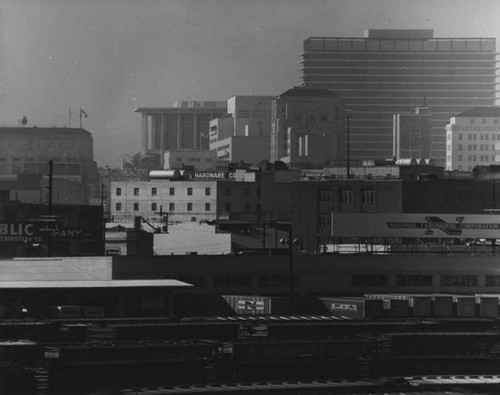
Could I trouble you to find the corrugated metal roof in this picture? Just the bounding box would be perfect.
[0,279,191,289]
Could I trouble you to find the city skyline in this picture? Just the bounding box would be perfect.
[1,0,499,167]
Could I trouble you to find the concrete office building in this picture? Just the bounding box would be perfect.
[0,127,99,204]
[209,96,274,164]
[270,87,345,169]
[393,106,432,160]
[301,30,498,165]
[136,101,227,165]
[445,107,500,171]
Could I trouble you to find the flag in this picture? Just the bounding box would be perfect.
[80,109,88,118]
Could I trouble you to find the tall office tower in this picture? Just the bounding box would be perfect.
[135,101,227,160]
[301,30,498,165]
[270,87,345,170]
[393,106,432,160]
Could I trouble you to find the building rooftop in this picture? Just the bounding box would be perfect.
[0,127,91,136]
[456,107,500,118]
[1,257,111,281]
[365,29,434,39]
[0,279,191,289]
[134,107,227,113]
[278,87,338,98]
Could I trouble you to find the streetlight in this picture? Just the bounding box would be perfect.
[280,230,299,314]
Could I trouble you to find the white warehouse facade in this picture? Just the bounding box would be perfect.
[111,180,217,226]
[446,107,500,171]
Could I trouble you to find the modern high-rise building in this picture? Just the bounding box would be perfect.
[393,106,432,160]
[445,107,500,171]
[270,87,345,169]
[301,30,498,165]
[135,101,227,161]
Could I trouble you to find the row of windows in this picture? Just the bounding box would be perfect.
[116,187,212,197]
[114,202,257,213]
[115,187,258,198]
[319,188,376,204]
[292,112,339,123]
[115,202,212,212]
[453,154,495,162]
[350,274,500,287]
[455,144,496,151]
[457,133,500,141]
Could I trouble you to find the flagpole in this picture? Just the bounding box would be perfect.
[68,109,71,128]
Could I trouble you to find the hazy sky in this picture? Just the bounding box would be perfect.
[1,0,499,166]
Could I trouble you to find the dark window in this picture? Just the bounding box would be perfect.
[133,188,139,196]
[225,203,231,212]
[225,188,231,196]
[133,203,139,211]
[351,275,388,287]
[244,203,251,212]
[319,213,331,227]
[320,113,328,122]
[440,275,477,287]
[244,188,251,196]
[187,203,193,211]
[485,276,500,287]
[213,275,252,288]
[396,275,432,286]
[169,203,174,211]
[116,203,122,211]
[169,187,175,196]
[151,187,157,196]
[259,275,298,288]
[205,203,211,211]
[116,187,121,196]
[341,189,354,203]
[151,203,157,211]
[319,189,332,203]
[362,189,375,203]
[205,187,211,196]
[187,187,193,196]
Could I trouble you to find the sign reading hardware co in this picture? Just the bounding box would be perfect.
[332,214,500,239]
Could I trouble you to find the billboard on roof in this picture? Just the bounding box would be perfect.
[332,214,500,239]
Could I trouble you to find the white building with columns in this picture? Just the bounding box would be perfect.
[135,101,227,165]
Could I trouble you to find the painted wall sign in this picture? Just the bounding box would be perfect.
[332,214,500,239]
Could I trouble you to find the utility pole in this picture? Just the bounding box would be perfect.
[346,115,350,179]
[101,184,106,256]
[47,160,53,257]
[280,225,298,314]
